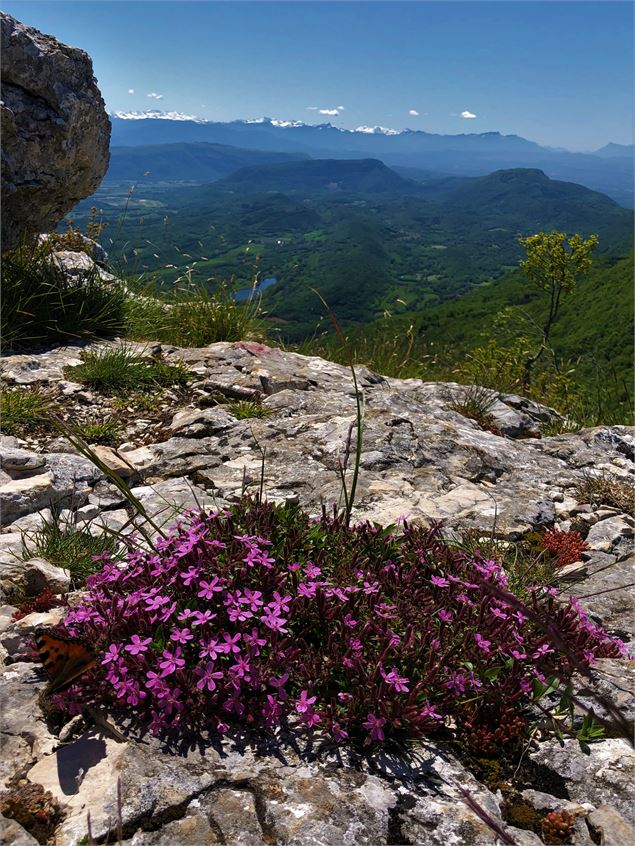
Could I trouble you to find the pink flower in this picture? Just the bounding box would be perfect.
[269,673,289,701]
[532,643,554,659]
[222,632,242,653]
[419,702,442,721]
[431,575,450,588]
[243,628,267,655]
[170,627,193,645]
[197,578,224,599]
[300,710,321,728]
[474,633,492,653]
[159,647,185,677]
[195,662,224,692]
[102,644,121,665]
[192,609,217,626]
[199,638,228,660]
[295,690,317,714]
[362,712,386,742]
[179,566,201,586]
[260,610,288,633]
[332,722,349,742]
[380,667,410,693]
[125,635,152,655]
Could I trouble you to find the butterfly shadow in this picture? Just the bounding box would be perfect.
[53,728,109,796]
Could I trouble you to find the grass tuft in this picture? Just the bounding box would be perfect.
[449,385,500,434]
[575,473,635,514]
[1,242,126,350]
[0,387,51,436]
[227,399,270,419]
[124,281,264,347]
[77,418,125,446]
[22,510,121,589]
[64,344,190,393]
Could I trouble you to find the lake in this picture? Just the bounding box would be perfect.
[234,276,277,302]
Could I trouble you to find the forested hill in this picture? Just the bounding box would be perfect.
[71,164,633,338]
[216,158,421,195]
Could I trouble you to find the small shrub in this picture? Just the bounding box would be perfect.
[77,418,124,446]
[64,345,190,393]
[44,210,108,257]
[0,387,50,436]
[227,400,270,420]
[0,782,65,843]
[449,386,501,434]
[52,498,626,745]
[541,529,588,567]
[575,473,635,514]
[22,512,121,589]
[1,242,126,350]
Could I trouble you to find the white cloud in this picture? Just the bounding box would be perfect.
[408,109,419,116]
[128,88,135,95]
[461,110,477,119]
[319,108,339,116]
[337,105,345,110]
[147,91,164,100]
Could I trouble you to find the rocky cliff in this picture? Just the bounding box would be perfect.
[1,13,110,249]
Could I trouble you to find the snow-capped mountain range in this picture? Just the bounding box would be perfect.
[108,112,633,206]
[113,112,414,137]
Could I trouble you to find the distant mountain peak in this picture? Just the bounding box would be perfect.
[353,125,401,136]
[112,109,208,123]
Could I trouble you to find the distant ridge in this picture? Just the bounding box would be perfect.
[594,142,634,159]
[105,142,309,184]
[217,158,420,194]
[109,113,634,207]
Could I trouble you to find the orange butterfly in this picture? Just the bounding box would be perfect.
[34,629,97,692]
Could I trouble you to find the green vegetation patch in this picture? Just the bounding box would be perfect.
[22,510,121,589]
[124,282,264,347]
[1,242,126,350]
[76,418,125,446]
[64,345,190,393]
[0,387,51,436]
[227,399,270,419]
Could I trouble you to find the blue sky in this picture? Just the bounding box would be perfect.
[4,1,633,150]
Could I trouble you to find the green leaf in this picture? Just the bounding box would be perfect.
[576,714,606,742]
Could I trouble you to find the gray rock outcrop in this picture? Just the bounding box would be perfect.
[1,337,633,844]
[1,13,110,249]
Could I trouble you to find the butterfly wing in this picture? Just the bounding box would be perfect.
[34,629,96,692]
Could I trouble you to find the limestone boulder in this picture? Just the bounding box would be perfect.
[1,13,110,249]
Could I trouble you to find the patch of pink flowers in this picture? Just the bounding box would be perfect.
[55,498,627,745]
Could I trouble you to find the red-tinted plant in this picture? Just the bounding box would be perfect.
[541,529,588,567]
[542,809,575,844]
[50,498,627,745]
[12,588,66,621]
[0,782,64,843]
[461,704,528,755]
